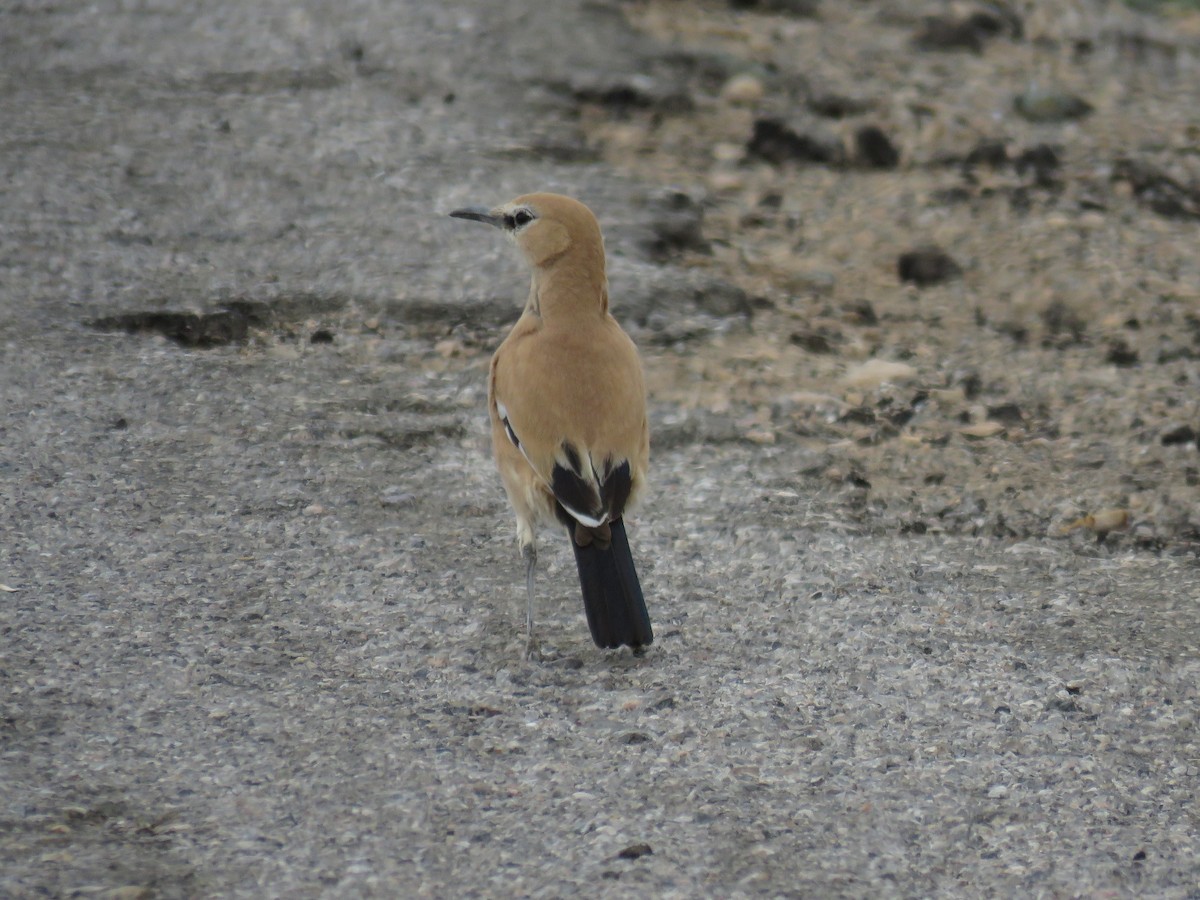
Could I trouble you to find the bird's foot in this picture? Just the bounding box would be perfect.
[522,633,543,663]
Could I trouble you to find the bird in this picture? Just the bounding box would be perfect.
[449,192,653,655]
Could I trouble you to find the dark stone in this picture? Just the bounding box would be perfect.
[87,306,267,348]
[1013,89,1092,123]
[912,9,1020,53]
[807,92,872,119]
[1048,697,1081,713]
[958,372,983,400]
[1006,186,1033,213]
[845,299,878,325]
[846,470,871,489]
[618,843,654,860]
[967,9,1022,39]
[987,403,1024,425]
[1161,424,1196,446]
[840,407,876,425]
[855,125,900,169]
[790,328,838,354]
[1041,299,1087,344]
[569,74,693,113]
[1112,158,1200,220]
[729,0,819,15]
[1015,144,1061,186]
[746,118,840,165]
[689,278,753,318]
[996,321,1029,344]
[1157,345,1196,364]
[340,39,366,63]
[310,329,335,344]
[618,730,652,745]
[1105,339,1139,367]
[912,16,987,53]
[932,186,973,206]
[638,189,710,260]
[898,247,962,286]
[964,139,1009,169]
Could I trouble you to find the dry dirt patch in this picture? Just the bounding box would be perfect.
[575,0,1200,551]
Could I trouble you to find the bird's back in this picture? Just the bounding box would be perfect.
[491,311,647,495]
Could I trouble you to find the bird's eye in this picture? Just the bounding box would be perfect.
[511,208,534,228]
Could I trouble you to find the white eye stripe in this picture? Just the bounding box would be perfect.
[503,207,535,230]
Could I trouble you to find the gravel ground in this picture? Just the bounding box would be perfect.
[2,1,1199,897]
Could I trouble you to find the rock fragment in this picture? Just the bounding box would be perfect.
[1105,339,1139,367]
[1013,87,1092,123]
[842,359,918,389]
[617,842,654,860]
[746,118,841,165]
[898,247,962,286]
[1112,158,1200,220]
[637,188,710,261]
[728,0,819,15]
[855,126,900,169]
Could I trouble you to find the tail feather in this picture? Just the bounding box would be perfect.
[568,518,652,650]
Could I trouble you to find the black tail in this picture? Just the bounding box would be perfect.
[568,518,653,650]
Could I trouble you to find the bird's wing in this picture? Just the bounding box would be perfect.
[491,319,644,527]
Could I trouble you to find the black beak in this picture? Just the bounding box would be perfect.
[449,206,504,228]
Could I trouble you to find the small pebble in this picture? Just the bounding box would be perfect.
[855,126,899,169]
[728,0,818,14]
[1105,339,1139,367]
[842,359,918,389]
[1161,424,1196,446]
[913,16,987,53]
[898,247,962,286]
[1013,87,1092,123]
[960,421,1005,439]
[380,487,418,508]
[721,74,765,105]
[746,118,840,165]
[617,842,654,860]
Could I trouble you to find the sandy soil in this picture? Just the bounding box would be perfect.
[589,0,1200,553]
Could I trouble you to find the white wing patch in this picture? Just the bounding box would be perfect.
[497,399,611,528]
[557,501,606,529]
[496,399,539,473]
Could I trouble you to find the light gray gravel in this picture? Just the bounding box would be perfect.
[2,1,1198,897]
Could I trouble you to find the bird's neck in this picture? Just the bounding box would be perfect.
[527,254,609,320]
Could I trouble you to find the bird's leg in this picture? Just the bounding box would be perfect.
[521,541,539,661]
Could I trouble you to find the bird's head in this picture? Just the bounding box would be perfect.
[450,192,604,272]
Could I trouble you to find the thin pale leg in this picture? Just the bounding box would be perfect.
[521,541,539,660]
[513,511,539,659]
